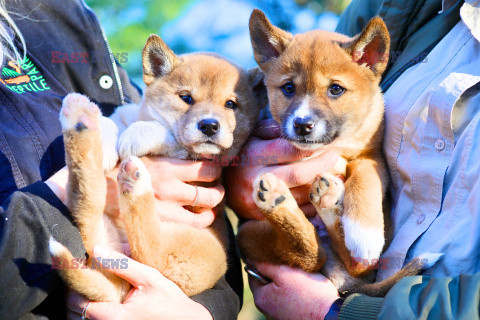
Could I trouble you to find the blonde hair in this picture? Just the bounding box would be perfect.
[0,0,26,67]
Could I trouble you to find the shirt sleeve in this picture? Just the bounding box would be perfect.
[338,273,480,320]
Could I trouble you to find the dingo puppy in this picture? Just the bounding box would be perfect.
[49,34,265,302]
[238,10,440,296]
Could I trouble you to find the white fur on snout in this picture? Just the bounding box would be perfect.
[101,117,119,172]
[286,98,327,140]
[342,215,385,262]
[181,113,233,154]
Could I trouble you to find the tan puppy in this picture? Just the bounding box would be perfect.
[49,34,265,302]
[238,10,440,296]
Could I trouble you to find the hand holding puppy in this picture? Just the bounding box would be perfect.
[225,119,338,220]
[66,246,213,320]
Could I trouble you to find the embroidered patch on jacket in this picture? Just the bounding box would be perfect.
[1,57,51,93]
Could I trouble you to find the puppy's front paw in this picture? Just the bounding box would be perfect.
[60,93,101,131]
[309,173,345,210]
[252,173,293,214]
[117,156,152,197]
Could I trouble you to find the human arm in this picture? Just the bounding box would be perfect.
[336,272,480,320]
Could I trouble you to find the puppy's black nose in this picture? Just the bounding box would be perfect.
[293,117,315,136]
[198,118,220,137]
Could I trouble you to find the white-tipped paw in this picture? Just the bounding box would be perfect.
[342,215,385,263]
[309,173,345,210]
[60,93,101,131]
[117,156,152,196]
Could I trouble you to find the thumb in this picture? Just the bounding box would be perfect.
[251,262,286,280]
[85,301,121,320]
[253,119,282,139]
[93,245,163,288]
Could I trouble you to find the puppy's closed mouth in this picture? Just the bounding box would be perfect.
[188,141,226,158]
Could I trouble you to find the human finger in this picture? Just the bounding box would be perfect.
[266,151,338,188]
[142,157,222,182]
[93,246,162,288]
[154,201,218,229]
[154,181,225,208]
[300,203,317,218]
[65,290,90,316]
[253,119,282,140]
[241,137,314,165]
[290,185,312,205]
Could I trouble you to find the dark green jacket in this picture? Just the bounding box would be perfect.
[335,1,480,319]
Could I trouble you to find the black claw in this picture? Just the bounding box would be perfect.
[275,195,286,206]
[258,191,266,202]
[310,193,315,202]
[320,177,330,187]
[335,200,340,205]
[135,171,141,178]
[75,122,87,131]
[317,187,320,193]
[259,180,268,191]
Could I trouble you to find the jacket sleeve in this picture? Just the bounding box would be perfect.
[0,181,243,319]
[0,182,86,320]
[338,273,480,320]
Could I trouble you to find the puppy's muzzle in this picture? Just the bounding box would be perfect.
[197,118,220,137]
[293,116,315,136]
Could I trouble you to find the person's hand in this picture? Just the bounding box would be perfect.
[48,157,224,230]
[66,246,213,320]
[106,157,224,229]
[248,262,339,320]
[225,119,338,220]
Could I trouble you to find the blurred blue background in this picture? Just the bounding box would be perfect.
[85,1,351,318]
[86,0,350,85]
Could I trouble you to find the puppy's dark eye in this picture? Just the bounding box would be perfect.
[179,94,194,105]
[281,82,295,97]
[225,100,237,109]
[328,84,345,97]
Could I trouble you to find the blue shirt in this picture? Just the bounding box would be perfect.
[378,2,480,280]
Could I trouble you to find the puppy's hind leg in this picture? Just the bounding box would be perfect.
[60,93,108,255]
[117,157,227,296]
[250,173,326,272]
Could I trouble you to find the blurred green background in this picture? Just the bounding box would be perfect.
[85,0,350,318]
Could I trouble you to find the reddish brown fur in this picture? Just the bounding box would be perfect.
[239,10,393,288]
[52,35,265,302]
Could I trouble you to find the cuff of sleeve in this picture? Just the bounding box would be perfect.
[338,294,384,320]
[21,181,70,216]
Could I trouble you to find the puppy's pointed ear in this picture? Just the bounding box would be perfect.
[342,17,390,77]
[142,35,179,85]
[249,9,292,69]
[247,67,268,108]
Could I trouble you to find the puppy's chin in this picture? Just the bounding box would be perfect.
[290,141,325,151]
[190,142,223,158]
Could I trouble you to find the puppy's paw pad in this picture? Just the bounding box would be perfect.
[310,173,344,209]
[60,93,101,131]
[117,156,152,196]
[253,173,291,212]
